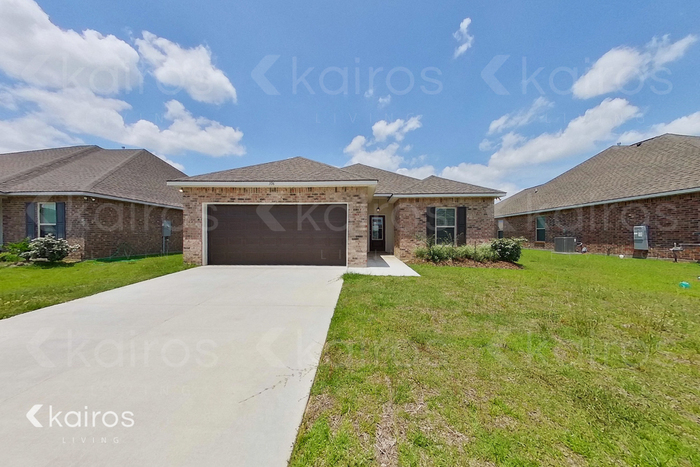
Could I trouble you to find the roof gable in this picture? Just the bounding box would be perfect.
[342,164,421,193]
[495,134,700,217]
[343,164,504,196]
[398,175,504,195]
[173,157,373,183]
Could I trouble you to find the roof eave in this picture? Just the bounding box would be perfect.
[167,180,377,188]
[391,192,505,199]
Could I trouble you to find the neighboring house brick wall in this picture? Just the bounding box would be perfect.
[498,192,700,260]
[393,197,496,260]
[1,195,182,260]
[180,186,369,266]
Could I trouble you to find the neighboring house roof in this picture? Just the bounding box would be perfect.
[170,157,375,184]
[343,163,505,197]
[495,134,700,217]
[0,145,186,208]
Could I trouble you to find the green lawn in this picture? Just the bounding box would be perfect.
[0,255,193,319]
[291,250,700,466]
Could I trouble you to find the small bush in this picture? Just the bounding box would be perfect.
[0,252,22,263]
[415,244,457,263]
[490,237,525,263]
[20,234,80,263]
[417,242,499,263]
[454,244,499,262]
[3,238,31,255]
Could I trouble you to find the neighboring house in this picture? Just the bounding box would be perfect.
[0,146,186,260]
[168,158,504,266]
[495,134,700,260]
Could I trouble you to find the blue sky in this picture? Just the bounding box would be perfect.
[0,0,698,195]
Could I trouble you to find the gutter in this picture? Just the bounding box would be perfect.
[391,192,506,199]
[167,180,378,188]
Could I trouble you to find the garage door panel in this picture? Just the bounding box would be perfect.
[207,204,347,266]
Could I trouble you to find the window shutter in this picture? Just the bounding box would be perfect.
[56,202,66,239]
[426,207,436,244]
[25,203,37,239]
[456,206,467,245]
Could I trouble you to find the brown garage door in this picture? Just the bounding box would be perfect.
[206,204,347,266]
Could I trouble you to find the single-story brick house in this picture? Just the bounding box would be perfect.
[495,134,700,260]
[167,158,504,266]
[0,145,186,260]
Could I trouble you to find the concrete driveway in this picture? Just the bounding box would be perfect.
[0,266,345,466]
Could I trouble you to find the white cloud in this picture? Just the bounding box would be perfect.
[364,88,374,98]
[397,165,436,179]
[478,139,494,151]
[403,144,413,152]
[440,98,640,196]
[0,0,141,94]
[344,117,423,171]
[488,98,639,170]
[618,111,700,144]
[8,86,245,157]
[344,139,403,171]
[440,163,518,196]
[487,97,553,135]
[135,31,237,105]
[378,94,391,108]
[453,17,474,58]
[0,115,82,153]
[372,116,422,142]
[573,34,697,99]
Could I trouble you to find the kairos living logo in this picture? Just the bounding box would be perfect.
[26,404,134,429]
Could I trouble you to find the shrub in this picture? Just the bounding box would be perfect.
[454,244,499,263]
[415,244,456,263]
[3,238,31,255]
[20,234,80,263]
[416,242,501,263]
[0,252,21,262]
[490,237,525,263]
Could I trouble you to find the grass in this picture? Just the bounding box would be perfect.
[0,254,193,319]
[290,250,700,466]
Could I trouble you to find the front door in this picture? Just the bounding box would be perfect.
[369,215,385,252]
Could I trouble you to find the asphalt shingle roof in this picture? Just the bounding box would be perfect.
[0,145,186,208]
[342,164,423,193]
[494,134,700,217]
[343,164,504,196]
[172,157,374,183]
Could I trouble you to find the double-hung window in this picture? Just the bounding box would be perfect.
[536,216,546,242]
[38,202,58,237]
[497,220,504,239]
[435,207,456,244]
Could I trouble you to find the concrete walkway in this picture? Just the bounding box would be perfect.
[348,253,421,277]
[0,266,345,467]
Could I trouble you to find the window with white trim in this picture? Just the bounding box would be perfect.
[497,219,504,239]
[435,207,456,244]
[38,202,57,237]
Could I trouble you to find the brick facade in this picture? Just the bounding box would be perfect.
[181,186,369,266]
[498,192,700,260]
[393,197,496,260]
[1,195,183,260]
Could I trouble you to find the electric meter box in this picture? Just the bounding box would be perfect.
[633,225,648,250]
[162,220,172,238]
